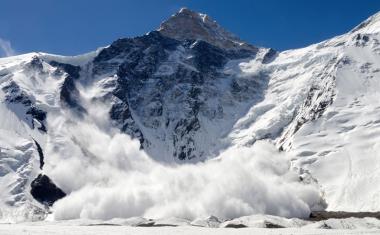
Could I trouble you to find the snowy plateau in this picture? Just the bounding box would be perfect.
[1,7,380,234]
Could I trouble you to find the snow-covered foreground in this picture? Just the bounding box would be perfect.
[0,226,377,235]
[3,215,380,234]
[0,224,379,235]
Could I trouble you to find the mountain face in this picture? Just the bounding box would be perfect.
[1,8,380,221]
[92,30,266,162]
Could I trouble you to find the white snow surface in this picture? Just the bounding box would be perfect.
[2,216,380,235]
[225,14,380,212]
[0,226,378,235]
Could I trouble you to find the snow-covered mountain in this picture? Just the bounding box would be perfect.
[1,8,380,222]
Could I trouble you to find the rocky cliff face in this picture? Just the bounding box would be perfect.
[88,9,274,162]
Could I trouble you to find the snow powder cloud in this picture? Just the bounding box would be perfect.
[0,38,15,57]
[40,83,324,221]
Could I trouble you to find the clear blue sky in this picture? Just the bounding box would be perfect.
[1,0,380,56]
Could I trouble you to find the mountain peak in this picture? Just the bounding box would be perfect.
[158,8,257,52]
[177,7,200,17]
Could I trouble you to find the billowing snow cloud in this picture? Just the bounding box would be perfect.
[43,93,324,221]
[51,138,323,220]
[0,38,16,57]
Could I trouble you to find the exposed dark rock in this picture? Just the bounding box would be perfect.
[60,75,86,114]
[158,8,258,53]
[30,174,66,207]
[224,223,248,228]
[354,33,370,47]
[27,56,44,71]
[26,107,47,132]
[262,48,277,64]
[33,139,45,170]
[2,81,47,132]
[191,40,229,73]
[26,107,47,123]
[309,211,380,221]
[33,139,44,170]
[278,58,337,149]
[49,61,81,79]
[45,61,86,114]
[264,221,285,228]
[319,222,333,229]
[138,223,178,227]
[135,221,156,227]
[88,223,122,226]
[92,29,260,160]
[109,100,145,146]
[2,81,32,105]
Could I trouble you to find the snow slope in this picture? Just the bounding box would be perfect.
[223,12,380,212]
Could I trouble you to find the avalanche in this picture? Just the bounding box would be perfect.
[0,8,380,233]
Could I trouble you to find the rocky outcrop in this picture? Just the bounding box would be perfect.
[30,174,66,207]
[49,61,86,114]
[2,80,47,132]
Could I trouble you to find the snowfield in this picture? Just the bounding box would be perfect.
[2,216,380,235]
[0,225,379,235]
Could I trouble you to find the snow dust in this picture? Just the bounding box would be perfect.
[42,97,323,221]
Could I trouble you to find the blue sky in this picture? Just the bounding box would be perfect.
[1,0,380,56]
